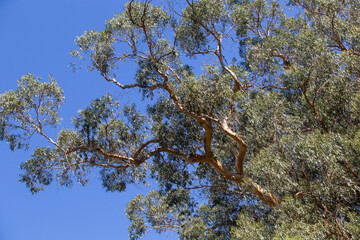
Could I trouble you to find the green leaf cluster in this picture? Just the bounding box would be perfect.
[1,0,360,239]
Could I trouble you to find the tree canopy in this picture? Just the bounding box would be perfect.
[1,0,360,239]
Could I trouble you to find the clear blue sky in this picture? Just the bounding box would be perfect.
[0,0,176,239]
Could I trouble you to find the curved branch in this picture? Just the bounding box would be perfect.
[158,146,208,164]
[100,72,164,90]
[132,139,159,159]
[242,178,280,208]
[214,117,247,175]
[65,145,134,163]
[215,39,242,92]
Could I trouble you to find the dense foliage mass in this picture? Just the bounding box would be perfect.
[1,0,360,239]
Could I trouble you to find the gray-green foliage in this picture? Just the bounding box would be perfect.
[0,74,64,150]
[1,0,360,239]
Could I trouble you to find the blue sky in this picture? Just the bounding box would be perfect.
[0,0,175,239]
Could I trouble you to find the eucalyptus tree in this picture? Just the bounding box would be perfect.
[1,0,360,239]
